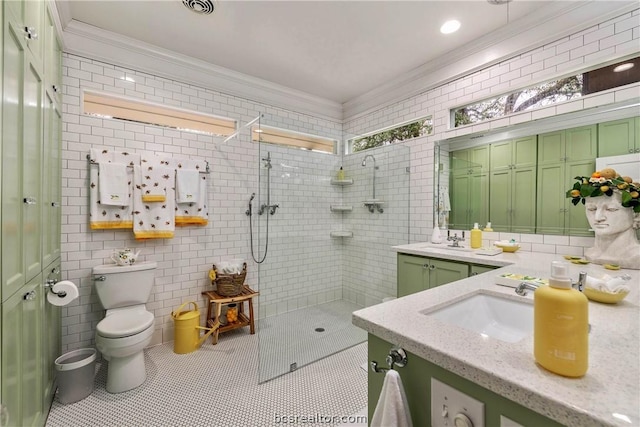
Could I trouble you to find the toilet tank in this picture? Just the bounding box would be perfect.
[93,261,157,309]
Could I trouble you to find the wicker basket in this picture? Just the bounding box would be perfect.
[212,262,247,296]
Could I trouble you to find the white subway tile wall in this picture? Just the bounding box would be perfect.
[61,54,343,351]
[59,10,638,352]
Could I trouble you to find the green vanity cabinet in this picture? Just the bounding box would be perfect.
[489,136,537,233]
[368,334,563,427]
[470,264,497,276]
[536,126,596,236]
[397,254,469,297]
[598,117,640,157]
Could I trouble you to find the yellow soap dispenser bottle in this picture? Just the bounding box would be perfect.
[534,261,588,377]
[337,166,345,181]
[470,223,482,249]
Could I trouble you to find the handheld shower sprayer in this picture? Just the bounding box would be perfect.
[246,193,256,216]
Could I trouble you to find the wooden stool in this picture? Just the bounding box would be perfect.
[201,285,259,344]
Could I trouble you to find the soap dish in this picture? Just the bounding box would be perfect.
[476,247,502,256]
[584,288,629,304]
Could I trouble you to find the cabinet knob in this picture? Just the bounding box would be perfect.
[630,149,635,153]
[635,148,640,153]
[23,290,36,301]
[24,26,38,40]
[23,196,37,205]
[429,264,436,271]
[52,85,59,93]
[52,201,60,207]
[423,264,429,269]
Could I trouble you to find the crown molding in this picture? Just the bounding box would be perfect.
[61,20,343,122]
[343,1,640,122]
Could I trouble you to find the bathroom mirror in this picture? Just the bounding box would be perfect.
[435,100,640,236]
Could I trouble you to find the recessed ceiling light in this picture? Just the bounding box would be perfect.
[440,20,461,35]
[613,63,635,73]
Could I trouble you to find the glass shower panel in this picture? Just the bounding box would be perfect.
[255,133,410,383]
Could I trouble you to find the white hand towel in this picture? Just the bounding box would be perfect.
[371,370,413,427]
[176,174,209,226]
[89,148,139,230]
[98,162,129,206]
[176,169,200,203]
[586,274,630,293]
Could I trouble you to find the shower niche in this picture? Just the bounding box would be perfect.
[330,173,354,238]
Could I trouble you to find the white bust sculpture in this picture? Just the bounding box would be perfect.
[584,192,640,270]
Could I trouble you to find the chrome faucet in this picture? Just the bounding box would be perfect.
[447,232,465,248]
[573,271,586,292]
[515,282,540,296]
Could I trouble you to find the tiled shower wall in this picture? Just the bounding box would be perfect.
[343,8,639,248]
[341,144,411,307]
[60,54,342,351]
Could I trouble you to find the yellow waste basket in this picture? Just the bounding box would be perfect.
[171,301,218,354]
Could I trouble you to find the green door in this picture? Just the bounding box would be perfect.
[469,170,489,229]
[2,19,27,299]
[565,125,597,162]
[565,161,595,236]
[450,174,471,230]
[397,254,429,297]
[489,169,511,232]
[489,141,512,171]
[429,259,469,288]
[513,136,537,169]
[511,166,536,233]
[42,263,61,410]
[2,275,44,427]
[537,131,564,165]
[598,118,635,157]
[536,163,565,235]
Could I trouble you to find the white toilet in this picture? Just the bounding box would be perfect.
[92,261,157,393]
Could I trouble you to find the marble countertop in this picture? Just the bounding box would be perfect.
[353,243,640,427]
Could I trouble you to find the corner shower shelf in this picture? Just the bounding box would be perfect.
[330,231,353,238]
[330,205,353,212]
[330,178,354,186]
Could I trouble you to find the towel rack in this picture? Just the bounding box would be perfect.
[370,347,408,373]
[86,154,210,173]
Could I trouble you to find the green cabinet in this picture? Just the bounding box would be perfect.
[1,274,44,427]
[368,334,563,427]
[1,1,62,424]
[470,264,496,276]
[42,91,61,269]
[489,136,537,233]
[536,126,596,236]
[450,146,489,230]
[598,117,640,157]
[397,254,469,297]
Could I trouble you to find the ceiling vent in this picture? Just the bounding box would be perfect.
[182,0,215,15]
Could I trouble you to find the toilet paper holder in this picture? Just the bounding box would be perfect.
[370,347,408,373]
[45,279,67,298]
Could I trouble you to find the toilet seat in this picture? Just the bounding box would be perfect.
[97,310,154,338]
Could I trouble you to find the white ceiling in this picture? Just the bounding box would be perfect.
[58,0,553,104]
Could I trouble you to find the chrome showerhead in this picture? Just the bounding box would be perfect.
[362,154,376,167]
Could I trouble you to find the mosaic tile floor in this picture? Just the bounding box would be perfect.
[46,325,368,426]
[258,300,367,383]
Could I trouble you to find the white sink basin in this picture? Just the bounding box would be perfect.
[416,242,472,252]
[423,293,533,343]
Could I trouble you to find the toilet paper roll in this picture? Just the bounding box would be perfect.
[47,280,79,306]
